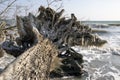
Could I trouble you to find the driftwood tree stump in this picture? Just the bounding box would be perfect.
[0,6,107,80]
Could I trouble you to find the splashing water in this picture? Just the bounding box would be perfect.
[71,25,120,80]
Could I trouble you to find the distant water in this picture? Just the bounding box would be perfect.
[81,21,120,25]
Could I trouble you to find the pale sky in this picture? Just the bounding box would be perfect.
[15,0,120,21]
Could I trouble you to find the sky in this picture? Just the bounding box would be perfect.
[14,0,120,21]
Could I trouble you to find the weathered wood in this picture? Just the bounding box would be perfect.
[0,45,4,58]
[0,21,6,44]
[0,21,6,57]
[0,33,58,80]
[37,6,107,48]
[50,48,83,78]
[0,21,6,29]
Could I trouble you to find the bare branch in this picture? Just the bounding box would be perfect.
[56,2,63,11]
[0,0,17,16]
[49,0,56,6]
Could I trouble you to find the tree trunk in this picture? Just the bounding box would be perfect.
[0,34,58,80]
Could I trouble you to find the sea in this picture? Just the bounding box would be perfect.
[81,21,120,25]
[0,21,120,80]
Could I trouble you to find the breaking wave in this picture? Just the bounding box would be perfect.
[71,25,120,80]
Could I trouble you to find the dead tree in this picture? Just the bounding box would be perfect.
[0,6,107,79]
